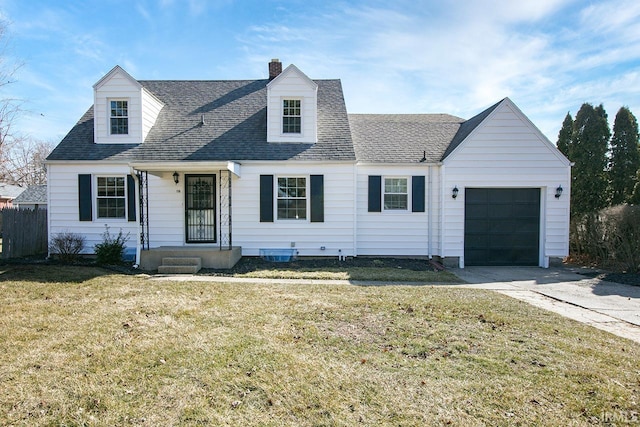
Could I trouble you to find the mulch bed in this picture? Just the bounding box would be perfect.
[199,256,439,276]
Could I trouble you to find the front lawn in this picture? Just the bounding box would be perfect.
[0,265,638,426]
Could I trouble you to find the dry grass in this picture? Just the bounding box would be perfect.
[0,265,638,426]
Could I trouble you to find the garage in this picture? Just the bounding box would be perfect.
[464,188,540,266]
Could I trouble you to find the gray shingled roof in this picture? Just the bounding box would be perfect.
[47,79,355,162]
[48,73,503,164]
[349,114,465,163]
[13,185,47,204]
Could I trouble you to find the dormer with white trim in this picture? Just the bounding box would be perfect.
[266,61,318,143]
[93,65,164,144]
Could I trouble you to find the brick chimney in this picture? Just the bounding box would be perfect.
[269,58,282,80]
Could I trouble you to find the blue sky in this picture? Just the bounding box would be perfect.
[1,0,639,144]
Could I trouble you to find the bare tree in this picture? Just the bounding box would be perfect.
[0,20,24,162]
[0,137,54,185]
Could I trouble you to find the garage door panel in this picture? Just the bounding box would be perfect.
[466,205,488,219]
[466,189,489,203]
[487,204,513,218]
[465,188,540,266]
[466,219,488,232]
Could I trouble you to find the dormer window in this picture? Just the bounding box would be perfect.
[110,100,129,135]
[282,99,301,134]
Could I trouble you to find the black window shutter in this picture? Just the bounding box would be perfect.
[127,175,136,221]
[412,176,425,212]
[78,174,92,221]
[310,175,324,222]
[368,175,382,212]
[260,175,274,222]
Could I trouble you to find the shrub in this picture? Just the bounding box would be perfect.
[94,225,130,265]
[49,231,86,263]
[601,205,640,272]
[570,204,640,272]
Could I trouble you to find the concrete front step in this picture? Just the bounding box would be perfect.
[162,257,202,267]
[158,264,201,274]
[157,256,202,274]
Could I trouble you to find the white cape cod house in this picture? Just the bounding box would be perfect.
[46,60,571,270]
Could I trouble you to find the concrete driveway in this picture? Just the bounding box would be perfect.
[451,266,640,344]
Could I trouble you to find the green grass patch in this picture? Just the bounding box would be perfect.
[0,265,638,426]
[232,266,459,282]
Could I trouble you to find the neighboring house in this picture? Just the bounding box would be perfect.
[13,185,48,210]
[0,183,24,209]
[46,60,571,270]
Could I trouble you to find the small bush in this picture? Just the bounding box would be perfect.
[601,205,640,272]
[49,232,86,263]
[570,204,640,272]
[94,225,130,265]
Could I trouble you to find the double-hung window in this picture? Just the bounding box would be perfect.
[277,177,307,220]
[97,176,126,218]
[384,177,408,210]
[282,99,301,134]
[110,100,129,135]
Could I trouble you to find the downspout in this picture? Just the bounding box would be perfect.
[46,162,51,258]
[129,166,141,268]
[352,162,358,258]
[427,165,432,259]
[440,165,446,264]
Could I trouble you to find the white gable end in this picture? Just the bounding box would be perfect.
[93,66,163,144]
[266,64,318,143]
[441,98,571,266]
[443,98,570,166]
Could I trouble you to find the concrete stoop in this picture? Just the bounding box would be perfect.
[157,257,202,274]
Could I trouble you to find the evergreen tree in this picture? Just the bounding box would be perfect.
[570,103,610,216]
[556,112,573,157]
[631,170,640,205]
[608,107,640,205]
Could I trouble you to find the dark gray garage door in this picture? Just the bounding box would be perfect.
[464,188,540,266]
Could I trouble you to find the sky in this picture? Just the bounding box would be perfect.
[0,0,639,144]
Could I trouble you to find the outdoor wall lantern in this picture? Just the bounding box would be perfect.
[555,185,563,199]
[452,186,459,199]
[173,171,180,185]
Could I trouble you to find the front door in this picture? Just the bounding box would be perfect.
[185,175,216,243]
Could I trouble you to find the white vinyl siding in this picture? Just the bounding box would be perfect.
[357,165,440,257]
[94,67,163,144]
[234,162,354,257]
[47,164,139,254]
[266,65,318,143]
[141,88,163,142]
[442,100,570,267]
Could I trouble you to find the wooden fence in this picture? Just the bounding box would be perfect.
[1,208,48,258]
